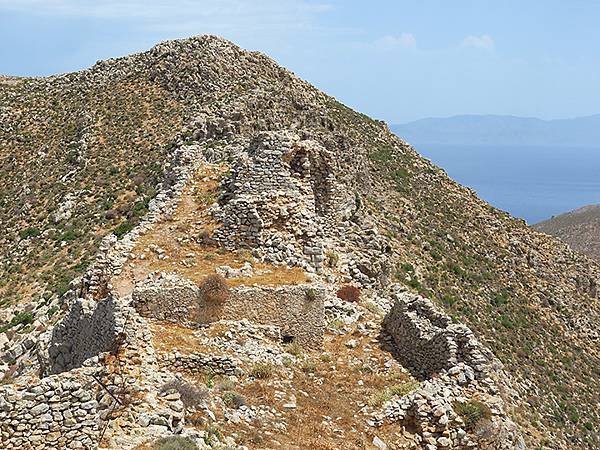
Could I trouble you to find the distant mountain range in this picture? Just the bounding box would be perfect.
[391,114,600,147]
[535,204,600,262]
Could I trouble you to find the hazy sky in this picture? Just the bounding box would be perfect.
[1,0,598,123]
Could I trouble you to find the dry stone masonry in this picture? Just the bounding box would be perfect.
[211,131,351,273]
[132,272,325,348]
[370,288,525,450]
[0,367,101,449]
[384,292,490,379]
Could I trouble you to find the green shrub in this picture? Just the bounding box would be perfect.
[19,227,40,239]
[454,400,491,430]
[391,168,409,184]
[113,220,134,238]
[250,362,274,379]
[368,147,394,163]
[222,391,246,408]
[0,311,34,333]
[491,292,509,307]
[441,294,458,307]
[57,229,78,241]
[154,436,198,450]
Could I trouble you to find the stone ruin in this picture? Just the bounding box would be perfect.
[132,272,325,348]
[41,295,121,376]
[371,289,525,450]
[384,292,490,380]
[0,367,102,449]
[211,131,354,273]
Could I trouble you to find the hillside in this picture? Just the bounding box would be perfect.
[535,204,600,261]
[391,114,600,147]
[0,36,598,450]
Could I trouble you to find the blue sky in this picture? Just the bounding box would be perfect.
[1,0,598,123]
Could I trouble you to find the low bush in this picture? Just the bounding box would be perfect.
[19,227,40,239]
[0,311,34,333]
[222,391,246,408]
[196,229,214,246]
[285,341,303,357]
[199,274,230,303]
[160,379,209,410]
[454,400,491,430]
[154,436,198,450]
[113,220,134,238]
[336,285,361,303]
[250,362,274,379]
[305,288,317,301]
[325,250,339,268]
[301,360,317,374]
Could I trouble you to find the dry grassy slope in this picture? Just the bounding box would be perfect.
[535,204,600,262]
[327,103,600,448]
[0,36,598,448]
[0,74,184,306]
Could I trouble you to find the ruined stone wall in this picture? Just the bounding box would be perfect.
[41,295,123,376]
[131,274,200,325]
[375,289,525,449]
[0,367,101,449]
[132,273,325,348]
[200,284,325,348]
[159,353,239,376]
[384,291,489,379]
[211,131,353,273]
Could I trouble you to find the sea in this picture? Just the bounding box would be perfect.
[412,144,600,224]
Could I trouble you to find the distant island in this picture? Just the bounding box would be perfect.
[391,114,600,147]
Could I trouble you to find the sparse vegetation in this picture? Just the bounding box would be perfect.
[325,250,339,268]
[454,400,492,431]
[160,379,209,410]
[0,311,34,333]
[113,220,135,238]
[368,381,418,407]
[222,391,246,408]
[336,285,361,303]
[285,341,303,357]
[154,436,198,450]
[19,227,40,239]
[250,362,274,379]
[301,359,318,374]
[199,274,230,303]
[305,287,317,301]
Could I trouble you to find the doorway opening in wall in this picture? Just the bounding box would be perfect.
[282,334,295,344]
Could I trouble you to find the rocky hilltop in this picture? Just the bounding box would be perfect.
[535,204,600,262]
[0,36,598,449]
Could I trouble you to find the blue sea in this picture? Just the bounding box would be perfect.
[413,144,600,224]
